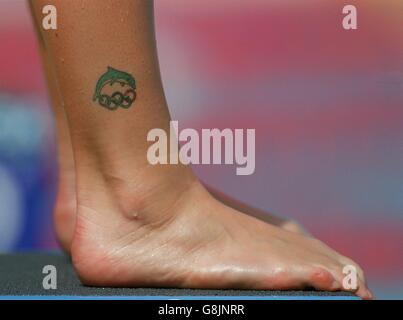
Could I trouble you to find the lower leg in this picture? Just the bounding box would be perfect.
[29,2,76,251]
[41,54,76,251]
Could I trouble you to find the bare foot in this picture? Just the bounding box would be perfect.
[53,169,308,252]
[70,169,372,299]
[206,185,309,235]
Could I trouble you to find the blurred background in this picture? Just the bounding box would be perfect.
[0,0,402,299]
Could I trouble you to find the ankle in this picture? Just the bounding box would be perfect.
[76,159,198,222]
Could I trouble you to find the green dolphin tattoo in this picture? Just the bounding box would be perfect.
[93,67,137,110]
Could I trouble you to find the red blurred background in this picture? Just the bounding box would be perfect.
[0,0,402,298]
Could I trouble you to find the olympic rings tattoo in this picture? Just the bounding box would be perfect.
[93,67,137,111]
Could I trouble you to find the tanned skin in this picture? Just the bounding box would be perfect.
[28,0,372,298]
